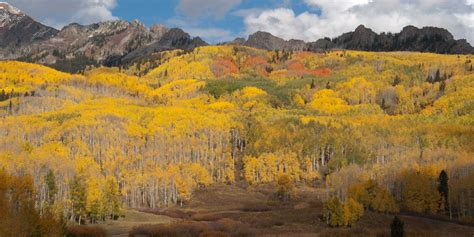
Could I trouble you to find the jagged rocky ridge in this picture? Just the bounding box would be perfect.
[239,25,474,54]
[0,2,57,52]
[0,2,207,72]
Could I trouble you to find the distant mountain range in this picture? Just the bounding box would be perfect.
[0,2,473,72]
[233,25,474,55]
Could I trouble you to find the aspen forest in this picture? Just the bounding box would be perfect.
[0,46,473,236]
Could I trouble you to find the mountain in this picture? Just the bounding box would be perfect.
[0,2,57,57]
[121,28,207,64]
[243,31,306,51]
[0,2,207,72]
[328,25,474,54]
[21,20,206,71]
[0,2,473,73]
[235,25,474,54]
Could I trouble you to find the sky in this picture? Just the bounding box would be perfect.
[5,0,474,44]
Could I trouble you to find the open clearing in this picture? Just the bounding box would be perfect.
[93,183,474,236]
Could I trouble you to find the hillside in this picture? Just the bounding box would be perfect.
[0,46,473,236]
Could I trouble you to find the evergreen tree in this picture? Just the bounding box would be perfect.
[326,81,331,89]
[391,216,404,237]
[0,89,5,101]
[8,100,12,114]
[434,69,441,82]
[310,79,316,89]
[439,81,446,93]
[103,177,121,220]
[70,176,87,224]
[45,170,57,205]
[438,170,449,212]
[392,75,401,86]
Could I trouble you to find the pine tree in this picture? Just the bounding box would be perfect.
[392,75,401,86]
[8,100,12,114]
[310,79,316,89]
[103,177,121,220]
[70,176,87,224]
[439,81,446,93]
[391,216,404,237]
[45,170,57,205]
[434,69,441,82]
[438,170,449,212]
[0,89,5,101]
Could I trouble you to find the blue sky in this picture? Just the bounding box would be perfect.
[112,0,315,43]
[7,0,474,44]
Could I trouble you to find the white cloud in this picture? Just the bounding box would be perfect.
[177,0,241,19]
[243,0,474,44]
[7,0,117,29]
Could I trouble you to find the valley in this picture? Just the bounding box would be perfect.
[0,2,473,236]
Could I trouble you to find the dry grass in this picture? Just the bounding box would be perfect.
[66,226,107,237]
[129,219,255,237]
[139,208,195,219]
[92,184,474,237]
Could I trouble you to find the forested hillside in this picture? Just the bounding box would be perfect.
[0,46,473,235]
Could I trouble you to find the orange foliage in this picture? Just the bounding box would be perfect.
[287,60,332,77]
[244,56,268,66]
[244,56,270,76]
[212,57,239,78]
[313,67,332,76]
[287,60,307,76]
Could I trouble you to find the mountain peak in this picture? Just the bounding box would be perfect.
[354,24,370,32]
[0,2,22,15]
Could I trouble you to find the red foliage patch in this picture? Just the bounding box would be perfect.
[287,60,331,77]
[244,56,269,67]
[312,67,332,76]
[244,55,271,77]
[287,60,307,76]
[212,57,239,78]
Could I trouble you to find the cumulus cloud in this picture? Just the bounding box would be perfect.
[7,0,117,29]
[177,0,241,19]
[243,0,474,44]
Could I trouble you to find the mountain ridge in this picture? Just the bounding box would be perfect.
[0,2,473,73]
[239,24,474,54]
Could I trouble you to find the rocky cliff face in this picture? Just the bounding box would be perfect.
[328,25,474,54]
[233,25,474,54]
[244,31,306,51]
[0,2,207,72]
[24,20,157,64]
[121,28,208,63]
[0,2,58,57]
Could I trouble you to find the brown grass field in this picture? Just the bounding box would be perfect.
[89,183,474,237]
